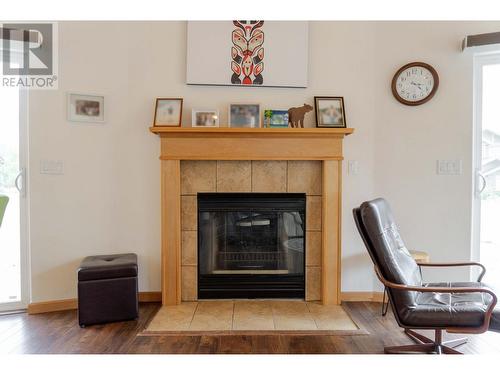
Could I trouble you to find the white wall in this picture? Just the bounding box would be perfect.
[28,21,500,302]
[371,22,500,286]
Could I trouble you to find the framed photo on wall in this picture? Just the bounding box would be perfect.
[153,98,183,127]
[314,96,346,128]
[67,93,105,123]
[192,109,219,127]
[229,104,261,128]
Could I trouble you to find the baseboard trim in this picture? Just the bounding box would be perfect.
[27,291,162,314]
[27,298,78,314]
[138,291,162,303]
[341,291,384,303]
[28,291,382,314]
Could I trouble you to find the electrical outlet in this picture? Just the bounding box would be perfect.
[436,160,462,175]
[40,160,64,175]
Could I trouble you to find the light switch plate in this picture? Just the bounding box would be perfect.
[40,160,64,175]
[436,160,462,175]
[348,160,359,175]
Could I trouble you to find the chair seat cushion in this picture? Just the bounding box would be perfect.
[490,305,500,332]
[78,253,137,281]
[400,281,496,329]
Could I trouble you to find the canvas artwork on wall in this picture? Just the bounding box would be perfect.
[187,21,309,88]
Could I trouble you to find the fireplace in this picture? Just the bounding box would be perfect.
[151,127,352,305]
[198,193,306,299]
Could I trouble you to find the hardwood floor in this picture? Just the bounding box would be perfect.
[1,301,500,354]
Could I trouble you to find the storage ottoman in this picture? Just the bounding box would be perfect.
[77,253,138,327]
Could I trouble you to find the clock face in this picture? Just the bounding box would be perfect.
[392,62,439,106]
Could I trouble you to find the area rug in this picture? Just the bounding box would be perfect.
[140,300,366,336]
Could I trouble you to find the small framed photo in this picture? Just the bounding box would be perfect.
[264,109,289,128]
[192,109,219,127]
[67,93,105,123]
[154,98,183,127]
[229,104,261,128]
[314,96,346,128]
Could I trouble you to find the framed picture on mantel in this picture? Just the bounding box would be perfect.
[314,96,346,128]
[153,98,183,127]
[192,109,219,127]
[229,103,261,128]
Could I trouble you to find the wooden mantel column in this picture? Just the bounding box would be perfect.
[161,159,181,305]
[322,160,342,304]
[151,127,354,306]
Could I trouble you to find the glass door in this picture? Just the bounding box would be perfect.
[0,60,29,311]
[473,52,500,290]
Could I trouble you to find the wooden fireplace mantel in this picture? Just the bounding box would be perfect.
[150,127,353,161]
[150,127,354,136]
[150,126,354,306]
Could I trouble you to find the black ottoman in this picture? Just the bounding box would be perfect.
[77,253,138,327]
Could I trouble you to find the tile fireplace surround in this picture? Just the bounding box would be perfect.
[150,127,353,306]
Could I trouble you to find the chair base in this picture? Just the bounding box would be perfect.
[384,329,467,354]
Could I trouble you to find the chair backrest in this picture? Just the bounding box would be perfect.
[353,198,421,314]
[0,195,9,228]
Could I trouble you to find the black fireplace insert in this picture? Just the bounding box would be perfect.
[198,193,306,299]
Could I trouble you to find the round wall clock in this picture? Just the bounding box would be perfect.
[391,62,439,106]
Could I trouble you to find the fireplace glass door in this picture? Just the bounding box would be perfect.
[198,193,305,299]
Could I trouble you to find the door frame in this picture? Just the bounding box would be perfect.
[19,87,30,311]
[471,52,500,278]
[0,82,30,312]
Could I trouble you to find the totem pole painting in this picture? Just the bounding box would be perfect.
[186,21,309,88]
[231,21,264,85]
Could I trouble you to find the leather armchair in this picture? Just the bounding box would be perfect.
[353,198,500,354]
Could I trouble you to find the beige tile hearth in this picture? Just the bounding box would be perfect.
[144,300,359,333]
[189,301,234,331]
[146,302,197,331]
[233,300,275,330]
[306,302,358,331]
[270,301,316,330]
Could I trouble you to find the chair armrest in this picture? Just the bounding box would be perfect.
[374,266,497,333]
[416,262,486,282]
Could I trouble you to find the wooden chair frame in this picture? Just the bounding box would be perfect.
[375,262,497,354]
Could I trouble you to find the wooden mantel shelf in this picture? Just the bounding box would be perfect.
[150,127,354,161]
[150,127,354,137]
